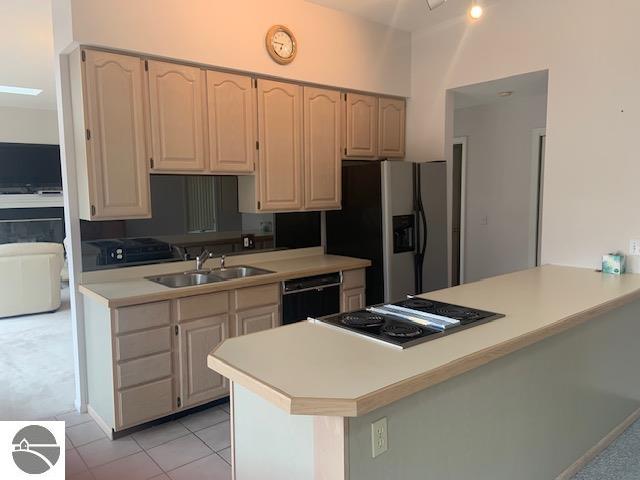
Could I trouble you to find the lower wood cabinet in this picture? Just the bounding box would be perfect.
[178,314,229,408]
[234,304,281,336]
[342,287,365,312]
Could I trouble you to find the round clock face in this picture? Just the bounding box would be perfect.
[266,26,297,64]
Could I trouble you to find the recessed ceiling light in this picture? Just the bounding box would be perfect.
[0,85,43,96]
[498,91,513,97]
[469,4,483,19]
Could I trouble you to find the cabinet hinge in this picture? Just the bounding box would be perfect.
[344,147,347,156]
[81,50,86,62]
[90,205,96,216]
[150,157,154,169]
[255,141,259,150]
[343,93,347,101]
[144,59,148,71]
[177,396,182,408]
[86,129,91,141]
[252,78,257,88]
[174,325,179,336]
[257,201,261,210]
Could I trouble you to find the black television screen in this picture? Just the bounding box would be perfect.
[0,143,62,190]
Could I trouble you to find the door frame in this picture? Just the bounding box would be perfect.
[531,128,546,266]
[453,137,467,284]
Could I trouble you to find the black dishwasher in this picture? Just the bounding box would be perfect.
[282,272,342,325]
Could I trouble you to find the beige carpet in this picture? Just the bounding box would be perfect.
[0,286,76,420]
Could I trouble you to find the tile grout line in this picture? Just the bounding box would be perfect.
[130,434,167,478]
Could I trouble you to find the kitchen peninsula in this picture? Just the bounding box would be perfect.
[209,265,640,480]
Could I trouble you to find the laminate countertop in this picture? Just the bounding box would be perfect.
[79,254,370,308]
[208,265,640,417]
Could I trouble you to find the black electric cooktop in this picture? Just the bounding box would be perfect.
[316,297,504,349]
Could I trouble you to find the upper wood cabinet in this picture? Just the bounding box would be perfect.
[147,60,206,172]
[206,71,256,173]
[379,97,406,158]
[344,93,378,158]
[72,49,151,220]
[303,87,341,210]
[255,79,304,211]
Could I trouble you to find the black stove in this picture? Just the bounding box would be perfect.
[316,297,504,349]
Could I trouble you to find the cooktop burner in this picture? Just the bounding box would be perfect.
[341,312,385,328]
[316,297,505,349]
[381,323,422,338]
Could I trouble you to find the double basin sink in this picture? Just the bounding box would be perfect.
[146,265,274,289]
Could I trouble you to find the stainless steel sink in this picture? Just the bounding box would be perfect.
[209,265,274,280]
[146,265,274,288]
[146,271,224,288]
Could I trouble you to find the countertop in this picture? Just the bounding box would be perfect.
[79,253,370,308]
[208,265,640,417]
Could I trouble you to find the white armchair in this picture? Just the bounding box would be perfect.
[0,242,64,318]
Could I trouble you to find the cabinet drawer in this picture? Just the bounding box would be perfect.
[342,269,365,290]
[117,378,173,428]
[116,326,171,361]
[115,301,170,334]
[117,351,172,389]
[234,283,280,311]
[175,292,229,322]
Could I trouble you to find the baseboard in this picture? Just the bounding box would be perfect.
[87,404,114,440]
[556,406,640,480]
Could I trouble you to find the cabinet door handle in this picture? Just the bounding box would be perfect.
[175,325,179,336]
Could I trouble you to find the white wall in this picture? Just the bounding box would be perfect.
[455,94,547,282]
[408,0,640,269]
[0,106,58,144]
[53,0,411,96]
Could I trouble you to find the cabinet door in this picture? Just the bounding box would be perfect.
[345,93,378,158]
[257,79,303,211]
[341,287,365,312]
[82,50,150,219]
[178,315,229,408]
[234,304,281,336]
[303,87,341,210]
[207,71,256,173]
[147,60,206,172]
[379,97,406,158]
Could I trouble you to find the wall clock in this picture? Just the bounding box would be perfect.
[265,25,297,65]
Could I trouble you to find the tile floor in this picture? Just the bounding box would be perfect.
[61,402,231,480]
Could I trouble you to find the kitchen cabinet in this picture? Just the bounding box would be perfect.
[71,49,151,220]
[234,304,281,336]
[178,314,229,407]
[206,71,256,173]
[378,97,406,158]
[341,268,366,312]
[147,60,206,172]
[303,87,341,210]
[255,79,304,211]
[232,283,281,336]
[344,93,378,158]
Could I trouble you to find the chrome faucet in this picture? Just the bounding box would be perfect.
[195,249,212,271]
[220,254,226,269]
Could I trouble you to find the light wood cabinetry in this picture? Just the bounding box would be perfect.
[256,79,304,211]
[206,71,256,173]
[147,60,206,172]
[71,49,151,220]
[232,283,281,336]
[379,97,406,158]
[344,93,378,158]
[235,304,281,336]
[178,314,229,407]
[341,268,366,312]
[303,87,341,210]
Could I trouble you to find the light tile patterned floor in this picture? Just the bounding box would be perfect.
[61,402,231,480]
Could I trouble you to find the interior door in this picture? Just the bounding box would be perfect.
[303,86,341,210]
[256,79,303,211]
[82,50,151,219]
[178,315,228,407]
[147,60,206,172]
[206,70,256,173]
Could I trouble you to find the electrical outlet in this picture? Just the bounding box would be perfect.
[480,215,489,226]
[371,417,388,458]
[630,240,640,256]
